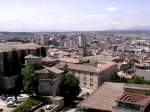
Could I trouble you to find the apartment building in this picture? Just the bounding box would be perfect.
[67,62,118,90]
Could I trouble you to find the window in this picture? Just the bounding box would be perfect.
[83,82,87,86]
[90,78,93,82]
[90,83,93,87]
[84,77,87,81]
[78,76,80,79]
[90,73,93,77]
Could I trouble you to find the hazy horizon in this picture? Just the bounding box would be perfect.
[0,0,150,31]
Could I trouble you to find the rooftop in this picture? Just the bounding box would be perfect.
[58,57,80,64]
[42,56,58,62]
[68,62,117,74]
[124,83,150,91]
[35,66,64,75]
[0,43,41,53]
[79,82,124,111]
[25,54,42,59]
[116,92,150,106]
[46,66,64,74]
[81,54,120,62]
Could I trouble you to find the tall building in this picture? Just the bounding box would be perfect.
[78,34,86,47]
[78,34,87,57]
[34,33,49,46]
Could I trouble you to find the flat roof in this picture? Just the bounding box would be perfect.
[0,43,41,53]
[124,83,150,91]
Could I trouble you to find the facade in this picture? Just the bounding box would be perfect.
[34,33,49,46]
[24,54,64,96]
[0,43,42,92]
[35,66,64,96]
[67,62,118,90]
[25,54,42,69]
[78,34,87,57]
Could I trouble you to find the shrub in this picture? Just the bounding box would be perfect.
[13,97,40,112]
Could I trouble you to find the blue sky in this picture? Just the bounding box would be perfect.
[0,0,150,31]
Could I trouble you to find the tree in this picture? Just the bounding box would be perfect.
[60,73,81,104]
[128,76,146,84]
[22,63,37,95]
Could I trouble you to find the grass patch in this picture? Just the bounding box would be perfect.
[13,97,40,112]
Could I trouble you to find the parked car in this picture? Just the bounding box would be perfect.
[46,105,53,110]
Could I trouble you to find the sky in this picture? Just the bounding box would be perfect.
[0,0,150,31]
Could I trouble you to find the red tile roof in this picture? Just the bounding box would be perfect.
[116,92,150,106]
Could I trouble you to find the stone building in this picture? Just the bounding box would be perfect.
[35,66,64,96]
[0,43,42,92]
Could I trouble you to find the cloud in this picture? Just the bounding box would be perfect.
[0,5,150,31]
[106,6,118,12]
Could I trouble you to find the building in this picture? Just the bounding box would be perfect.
[78,34,87,57]
[65,61,117,90]
[78,34,87,47]
[78,82,150,112]
[25,54,42,69]
[34,33,49,46]
[0,43,42,92]
[35,66,64,96]
[78,82,124,112]
[24,54,64,96]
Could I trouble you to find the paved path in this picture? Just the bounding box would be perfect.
[66,108,76,112]
[0,99,15,112]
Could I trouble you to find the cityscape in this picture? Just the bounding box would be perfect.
[0,0,150,112]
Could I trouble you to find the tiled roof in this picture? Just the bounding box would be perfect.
[46,66,64,74]
[35,66,64,75]
[116,92,150,106]
[68,62,117,74]
[79,82,124,111]
[81,54,118,62]
[58,57,80,64]
[42,56,58,62]
[25,54,42,59]
[35,68,50,74]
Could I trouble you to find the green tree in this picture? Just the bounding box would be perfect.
[128,76,146,84]
[60,73,81,103]
[22,63,37,95]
